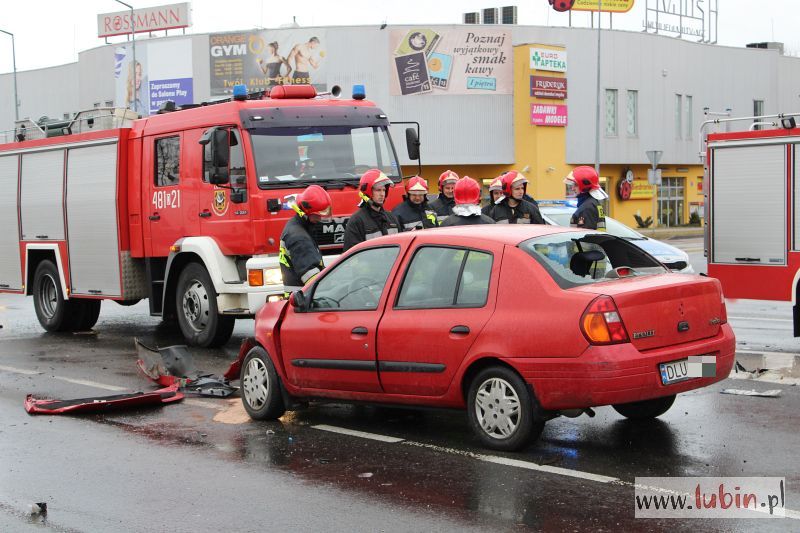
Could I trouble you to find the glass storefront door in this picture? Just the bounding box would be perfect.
[657,177,685,227]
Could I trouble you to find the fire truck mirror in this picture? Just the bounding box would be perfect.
[405,128,420,161]
[209,129,231,185]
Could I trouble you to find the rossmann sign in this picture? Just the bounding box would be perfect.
[98,2,191,38]
[530,76,567,99]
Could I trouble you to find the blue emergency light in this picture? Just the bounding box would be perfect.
[352,84,366,100]
[233,84,248,101]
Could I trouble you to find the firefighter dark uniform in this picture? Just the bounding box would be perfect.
[571,195,607,231]
[392,176,438,231]
[564,166,608,231]
[487,198,545,224]
[440,177,496,226]
[343,169,400,252]
[278,185,332,290]
[279,216,324,289]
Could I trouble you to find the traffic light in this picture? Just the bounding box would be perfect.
[549,0,575,12]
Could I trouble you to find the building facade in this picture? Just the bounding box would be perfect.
[2,24,797,227]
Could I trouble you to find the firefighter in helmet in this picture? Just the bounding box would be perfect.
[428,170,459,224]
[392,176,438,231]
[564,166,608,231]
[482,176,504,217]
[279,185,332,290]
[487,171,545,224]
[440,177,496,226]
[343,169,400,251]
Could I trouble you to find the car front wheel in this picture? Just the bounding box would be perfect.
[467,366,544,451]
[613,395,676,420]
[240,346,286,421]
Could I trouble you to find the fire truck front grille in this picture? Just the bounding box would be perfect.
[310,216,349,250]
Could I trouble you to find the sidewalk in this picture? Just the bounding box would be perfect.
[636,226,704,240]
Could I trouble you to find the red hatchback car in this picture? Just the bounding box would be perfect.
[235,225,735,451]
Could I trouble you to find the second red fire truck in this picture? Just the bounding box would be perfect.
[0,84,416,346]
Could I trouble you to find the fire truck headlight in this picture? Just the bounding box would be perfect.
[263,267,283,286]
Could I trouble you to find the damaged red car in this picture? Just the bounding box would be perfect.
[235,225,735,451]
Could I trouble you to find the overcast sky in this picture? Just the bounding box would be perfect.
[1,0,798,72]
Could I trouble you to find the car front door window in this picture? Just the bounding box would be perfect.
[311,246,399,310]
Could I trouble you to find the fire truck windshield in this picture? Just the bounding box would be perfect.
[250,125,400,189]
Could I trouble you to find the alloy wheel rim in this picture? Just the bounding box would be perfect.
[243,357,269,410]
[475,377,521,439]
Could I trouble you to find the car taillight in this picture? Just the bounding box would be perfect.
[580,295,630,345]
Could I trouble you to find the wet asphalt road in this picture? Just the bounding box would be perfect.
[1,237,798,532]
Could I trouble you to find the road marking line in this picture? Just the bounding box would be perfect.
[403,440,619,484]
[312,424,406,443]
[52,376,128,391]
[313,424,800,519]
[0,364,41,376]
[186,398,225,410]
[730,316,793,323]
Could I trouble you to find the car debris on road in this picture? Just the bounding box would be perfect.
[720,388,782,398]
[24,384,183,415]
[135,338,238,398]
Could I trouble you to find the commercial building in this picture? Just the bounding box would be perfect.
[2,23,797,227]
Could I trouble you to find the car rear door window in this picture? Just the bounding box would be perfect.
[521,232,667,289]
[397,246,493,309]
[311,246,399,311]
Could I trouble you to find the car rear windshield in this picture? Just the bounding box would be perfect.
[520,232,668,289]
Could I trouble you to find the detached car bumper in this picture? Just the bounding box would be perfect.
[508,323,736,411]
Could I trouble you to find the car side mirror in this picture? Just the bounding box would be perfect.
[405,127,420,161]
[290,290,307,312]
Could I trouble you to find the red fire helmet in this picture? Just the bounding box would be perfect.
[296,185,332,217]
[453,177,481,205]
[359,169,394,198]
[500,171,528,197]
[565,166,609,200]
[488,176,503,192]
[438,170,460,189]
[404,176,428,194]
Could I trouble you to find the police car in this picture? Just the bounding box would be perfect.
[537,200,694,273]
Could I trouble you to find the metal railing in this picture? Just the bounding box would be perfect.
[1,107,139,144]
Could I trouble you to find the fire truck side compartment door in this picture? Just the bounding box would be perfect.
[20,149,65,241]
[66,142,122,297]
[0,155,22,290]
[711,144,786,266]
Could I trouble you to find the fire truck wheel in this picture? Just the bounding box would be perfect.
[32,260,75,332]
[176,263,235,347]
[67,299,102,331]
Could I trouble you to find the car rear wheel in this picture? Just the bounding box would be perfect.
[467,366,544,451]
[240,346,286,421]
[613,395,676,420]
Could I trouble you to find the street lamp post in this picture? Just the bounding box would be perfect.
[114,0,136,114]
[0,29,19,121]
[594,0,603,176]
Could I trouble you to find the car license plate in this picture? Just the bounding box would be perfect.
[659,358,691,385]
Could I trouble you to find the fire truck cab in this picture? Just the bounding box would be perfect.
[0,85,413,346]
[704,113,800,335]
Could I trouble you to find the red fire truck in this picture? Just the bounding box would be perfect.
[704,113,800,335]
[0,85,415,346]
